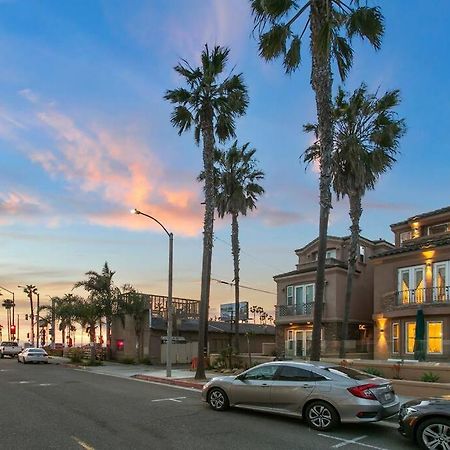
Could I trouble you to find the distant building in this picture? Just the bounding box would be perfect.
[274,235,393,358]
[372,206,450,361]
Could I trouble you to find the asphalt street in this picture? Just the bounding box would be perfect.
[0,358,414,450]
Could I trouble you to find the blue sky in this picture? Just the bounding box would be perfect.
[0,1,449,327]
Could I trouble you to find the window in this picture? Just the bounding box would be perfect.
[398,265,425,304]
[243,365,278,381]
[325,249,336,259]
[359,245,366,263]
[392,323,399,353]
[433,261,450,301]
[275,365,325,382]
[400,231,412,244]
[427,322,443,354]
[287,286,293,306]
[428,223,450,236]
[405,322,416,354]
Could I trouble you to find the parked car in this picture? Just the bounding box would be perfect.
[398,397,450,449]
[0,341,22,358]
[202,361,399,431]
[18,348,49,364]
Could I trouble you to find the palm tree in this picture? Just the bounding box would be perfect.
[206,141,265,353]
[73,295,103,362]
[165,45,249,379]
[73,262,118,359]
[304,84,406,358]
[251,0,384,361]
[22,285,38,346]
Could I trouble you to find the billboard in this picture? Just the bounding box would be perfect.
[220,302,249,322]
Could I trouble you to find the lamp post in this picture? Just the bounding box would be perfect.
[131,208,173,377]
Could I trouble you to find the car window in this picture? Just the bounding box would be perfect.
[275,365,326,382]
[325,366,372,380]
[243,365,278,381]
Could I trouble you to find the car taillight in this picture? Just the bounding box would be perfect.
[347,384,378,400]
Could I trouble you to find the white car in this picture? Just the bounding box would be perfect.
[18,348,49,364]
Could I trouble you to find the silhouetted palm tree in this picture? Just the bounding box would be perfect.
[165,45,249,378]
[304,84,405,357]
[251,0,385,360]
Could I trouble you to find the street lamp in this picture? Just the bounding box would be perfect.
[131,208,174,377]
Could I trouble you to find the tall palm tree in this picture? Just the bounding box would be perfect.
[304,84,406,358]
[73,262,118,359]
[251,0,384,361]
[22,285,38,346]
[165,45,249,379]
[214,142,264,353]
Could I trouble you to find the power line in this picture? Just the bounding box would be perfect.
[211,278,276,296]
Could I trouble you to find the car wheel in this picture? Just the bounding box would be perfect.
[207,388,229,411]
[305,401,339,431]
[416,417,450,450]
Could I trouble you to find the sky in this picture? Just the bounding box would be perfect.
[0,1,449,338]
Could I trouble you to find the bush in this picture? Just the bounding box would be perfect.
[120,357,136,365]
[68,348,83,364]
[363,367,384,377]
[421,372,440,383]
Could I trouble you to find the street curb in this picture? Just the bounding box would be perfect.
[132,374,205,390]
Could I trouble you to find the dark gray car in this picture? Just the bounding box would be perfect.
[202,361,399,431]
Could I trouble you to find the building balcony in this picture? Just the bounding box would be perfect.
[275,303,314,324]
[395,286,450,306]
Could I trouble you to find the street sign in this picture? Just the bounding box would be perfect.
[220,302,249,322]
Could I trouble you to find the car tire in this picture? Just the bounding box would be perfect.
[305,400,340,431]
[416,417,450,450]
[207,388,229,411]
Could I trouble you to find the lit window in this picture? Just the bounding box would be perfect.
[392,323,399,353]
[427,322,443,354]
[405,322,416,353]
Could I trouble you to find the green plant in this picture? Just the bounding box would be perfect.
[68,348,83,363]
[363,367,384,377]
[421,372,440,383]
[120,357,136,365]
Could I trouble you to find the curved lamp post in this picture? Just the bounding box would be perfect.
[131,208,173,377]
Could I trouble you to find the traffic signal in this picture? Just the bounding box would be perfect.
[10,325,16,335]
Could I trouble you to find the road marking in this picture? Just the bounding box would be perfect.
[317,433,389,450]
[152,396,187,403]
[72,436,95,450]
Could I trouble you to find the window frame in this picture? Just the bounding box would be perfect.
[405,321,416,354]
[392,322,399,354]
[427,321,443,355]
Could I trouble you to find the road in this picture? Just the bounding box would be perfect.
[0,358,413,450]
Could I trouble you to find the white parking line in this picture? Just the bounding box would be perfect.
[317,433,390,450]
[152,396,187,403]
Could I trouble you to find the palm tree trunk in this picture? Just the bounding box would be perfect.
[231,212,240,354]
[309,0,334,362]
[196,114,215,380]
[339,193,362,358]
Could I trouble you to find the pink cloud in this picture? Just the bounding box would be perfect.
[28,106,203,236]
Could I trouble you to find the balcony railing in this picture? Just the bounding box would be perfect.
[275,303,314,318]
[396,286,450,306]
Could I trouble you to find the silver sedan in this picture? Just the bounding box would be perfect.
[18,348,49,364]
[202,361,399,431]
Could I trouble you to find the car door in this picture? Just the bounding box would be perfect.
[270,365,322,414]
[231,364,278,409]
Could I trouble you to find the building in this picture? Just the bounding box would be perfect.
[111,293,275,363]
[274,235,393,358]
[372,206,450,361]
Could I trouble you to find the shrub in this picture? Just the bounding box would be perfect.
[120,357,136,365]
[363,367,384,377]
[421,372,440,383]
[68,348,83,364]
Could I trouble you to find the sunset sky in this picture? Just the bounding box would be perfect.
[1,1,449,337]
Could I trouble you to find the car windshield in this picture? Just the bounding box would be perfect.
[325,366,373,380]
